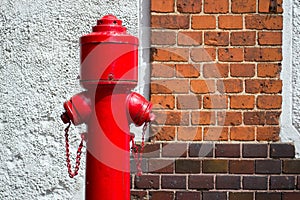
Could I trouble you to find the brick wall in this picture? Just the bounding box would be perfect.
[150,0,283,142]
[131,143,300,199]
[131,0,300,199]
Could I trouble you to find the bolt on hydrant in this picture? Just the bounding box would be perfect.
[60,14,154,200]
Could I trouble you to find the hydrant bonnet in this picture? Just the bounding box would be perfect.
[80,14,139,89]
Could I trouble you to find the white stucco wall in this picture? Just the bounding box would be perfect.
[0,0,139,199]
[282,0,300,157]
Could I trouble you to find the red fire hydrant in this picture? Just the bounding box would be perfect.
[61,14,154,200]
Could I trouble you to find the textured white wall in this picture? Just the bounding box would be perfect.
[291,0,300,127]
[282,0,300,157]
[0,0,138,199]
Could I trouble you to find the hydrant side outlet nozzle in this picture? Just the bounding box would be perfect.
[61,92,92,126]
[127,92,154,126]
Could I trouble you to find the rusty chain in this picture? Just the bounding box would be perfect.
[64,121,148,178]
[64,122,84,178]
[131,122,148,176]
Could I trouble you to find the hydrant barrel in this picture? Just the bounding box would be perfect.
[85,86,132,200]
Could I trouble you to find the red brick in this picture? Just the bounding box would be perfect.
[230,31,256,46]
[151,0,175,12]
[151,63,175,78]
[151,95,175,109]
[151,47,189,62]
[203,127,229,141]
[189,143,214,157]
[245,15,283,30]
[143,143,161,158]
[218,48,244,62]
[151,80,189,94]
[259,0,283,13]
[217,79,243,93]
[244,111,265,125]
[282,192,300,200]
[256,192,281,200]
[216,175,241,189]
[230,64,255,77]
[203,95,228,109]
[230,95,255,109]
[217,111,242,126]
[151,31,176,45]
[135,175,159,189]
[244,48,282,62]
[190,47,216,62]
[153,110,189,125]
[162,175,186,189]
[177,95,201,109]
[245,79,282,94]
[266,111,281,125]
[202,160,228,173]
[215,144,240,158]
[176,191,201,200]
[230,127,255,141]
[192,111,216,125]
[192,15,216,29]
[257,127,280,141]
[219,15,243,29]
[151,15,189,29]
[258,63,281,78]
[131,191,147,199]
[270,176,295,190]
[150,126,176,141]
[229,160,255,174]
[204,0,229,13]
[258,0,272,13]
[190,80,215,94]
[149,191,174,200]
[256,160,281,174]
[258,31,282,45]
[243,176,268,190]
[178,31,202,46]
[175,159,201,173]
[279,0,284,13]
[204,31,229,46]
[177,127,202,141]
[232,0,256,13]
[162,143,187,157]
[283,160,300,174]
[148,159,174,173]
[203,192,227,200]
[270,143,295,158]
[242,143,268,158]
[229,192,254,200]
[177,0,201,13]
[189,175,214,189]
[176,64,200,78]
[257,95,282,109]
[203,63,229,78]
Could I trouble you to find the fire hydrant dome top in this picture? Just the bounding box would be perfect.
[97,14,123,27]
[80,14,139,45]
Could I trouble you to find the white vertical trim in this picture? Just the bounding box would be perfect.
[281,0,300,157]
[130,0,151,141]
[138,0,151,99]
